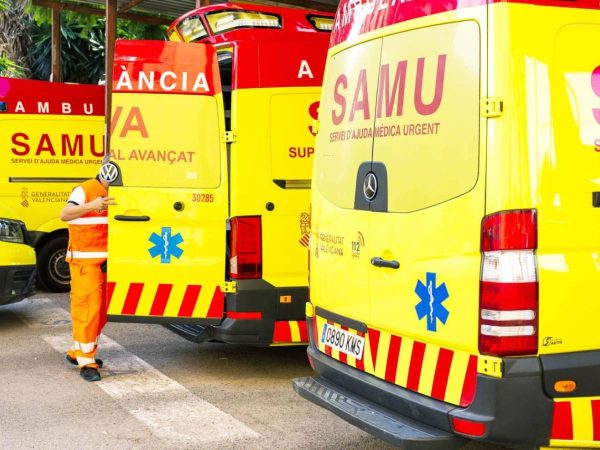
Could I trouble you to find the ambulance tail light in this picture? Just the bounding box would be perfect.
[229,216,262,279]
[479,210,538,356]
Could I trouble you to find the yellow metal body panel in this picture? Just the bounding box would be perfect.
[0,240,35,267]
[108,88,228,320]
[231,87,321,288]
[0,114,104,233]
[486,4,600,355]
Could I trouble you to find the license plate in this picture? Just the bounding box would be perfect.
[320,323,365,360]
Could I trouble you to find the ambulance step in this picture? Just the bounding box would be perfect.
[293,376,465,450]
[165,324,211,343]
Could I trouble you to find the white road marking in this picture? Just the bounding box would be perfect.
[20,297,261,444]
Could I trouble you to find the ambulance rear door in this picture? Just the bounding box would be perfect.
[367,14,487,406]
[107,40,228,324]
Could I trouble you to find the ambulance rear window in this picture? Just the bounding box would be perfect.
[205,10,281,35]
[307,15,334,32]
[374,21,481,212]
[176,16,208,42]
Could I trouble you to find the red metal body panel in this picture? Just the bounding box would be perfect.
[168,2,333,89]
[0,77,104,115]
[113,40,222,95]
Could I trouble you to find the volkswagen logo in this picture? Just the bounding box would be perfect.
[99,162,119,184]
[363,172,378,201]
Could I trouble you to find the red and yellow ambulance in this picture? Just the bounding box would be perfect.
[294,0,600,448]
[106,3,333,345]
[0,78,105,291]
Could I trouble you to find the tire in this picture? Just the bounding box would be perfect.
[37,235,71,293]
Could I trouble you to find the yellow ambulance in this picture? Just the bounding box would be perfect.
[0,205,36,305]
[0,78,105,291]
[106,3,333,345]
[294,0,600,448]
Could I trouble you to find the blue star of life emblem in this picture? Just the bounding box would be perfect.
[148,227,183,264]
[414,272,449,332]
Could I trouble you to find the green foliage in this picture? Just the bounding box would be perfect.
[27,6,167,84]
[0,52,26,77]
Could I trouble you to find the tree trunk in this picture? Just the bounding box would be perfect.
[0,0,31,77]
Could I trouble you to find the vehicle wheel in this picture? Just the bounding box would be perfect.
[37,235,71,293]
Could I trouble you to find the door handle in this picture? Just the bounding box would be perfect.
[370,257,400,269]
[114,215,150,222]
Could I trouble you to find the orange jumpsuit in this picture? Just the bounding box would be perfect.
[65,178,108,368]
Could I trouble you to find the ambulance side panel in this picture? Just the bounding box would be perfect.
[0,78,105,291]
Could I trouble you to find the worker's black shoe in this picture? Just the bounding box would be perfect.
[80,366,101,382]
[65,354,103,368]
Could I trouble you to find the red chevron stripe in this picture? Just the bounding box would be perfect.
[178,285,201,317]
[298,320,308,342]
[551,401,574,440]
[406,341,426,392]
[459,355,478,407]
[368,328,381,370]
[122,283,143,315]
[149,284,173,316]
[273,321,292,342]
[106,281,116,309]
[592,399,600,441]
[206,286,224,318]
[385,335,402,383]
[430,348,454,401]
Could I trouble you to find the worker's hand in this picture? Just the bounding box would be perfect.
[88,196,117,211]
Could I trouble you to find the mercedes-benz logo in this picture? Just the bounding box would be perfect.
[99,162,119,184]
[363,172,377,201]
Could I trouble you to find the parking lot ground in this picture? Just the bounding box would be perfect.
[0,291,508,450]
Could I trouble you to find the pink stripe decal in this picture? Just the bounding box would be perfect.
[331,0,599,47]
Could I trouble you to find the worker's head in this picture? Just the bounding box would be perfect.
[98,153,118,187]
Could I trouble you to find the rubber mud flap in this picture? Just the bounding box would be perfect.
[293,376,466,450]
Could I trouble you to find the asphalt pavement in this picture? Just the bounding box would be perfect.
[0,290,510,450]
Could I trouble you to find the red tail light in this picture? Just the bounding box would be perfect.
[479,210,538,356]
[229,216,262,279]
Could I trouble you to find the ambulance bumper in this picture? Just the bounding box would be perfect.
[293,375,463,449]
[166,279,308,345]
[0,265,36,305]
[295,316,554,449]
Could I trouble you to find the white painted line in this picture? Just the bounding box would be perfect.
[20,297,260,445]
[43,334,261,444]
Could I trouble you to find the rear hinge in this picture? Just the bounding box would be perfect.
[222,131,236,143]
[221,281,237,293]
[477,356,503,378]
[310,119,319,135]
[481,97,504,118]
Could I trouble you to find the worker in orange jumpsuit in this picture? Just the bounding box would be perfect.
[60,158,117,382]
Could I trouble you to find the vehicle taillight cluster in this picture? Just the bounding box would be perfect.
[479,209,538,356]
[229,216,262,279]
